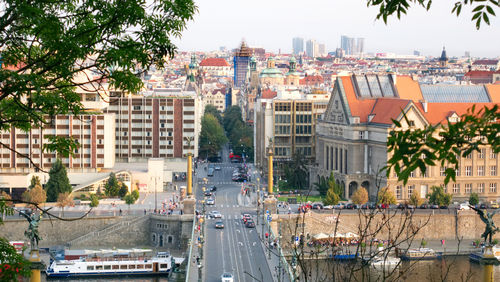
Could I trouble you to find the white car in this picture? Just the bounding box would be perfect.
[215,165,221,171]
[221,272,234,282]
[210,211,222,218]
[458,203,470,210]
[206,198,215,205]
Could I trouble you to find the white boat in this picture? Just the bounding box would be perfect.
[46,249,184,278]
[371,256,401,269]
[470,245,500,263]
[400,248,442,260]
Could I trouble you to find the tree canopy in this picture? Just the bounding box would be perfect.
[283,151,309,191]
[352,187,369,205]
[427,185,452,206]
[366,0,499,29]
[199,113,227,159]
[0,0,197,164]
[105,172,120,197]
[45,159,72,202]
[223,106,253,161]
[377,187,397,205]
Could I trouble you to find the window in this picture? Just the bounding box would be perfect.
[87,266,94,271]
[465,166,472,176]
[440,167,446,177]
[490,166,497,176]
[120,265,127,270]
[465,183,472,194]
[359,131,364,140]
[452,184,460,194]
[112,265,119,270]
[408,120,415,127]
[145,264,152,269]
[465,153,472,159]
[96,265,103,270]
[137,265,144,269]
[489,183,497,193]
[160,264,169,269]
[478,183,485,193]
[478,166,485,176]
[490,150,497,159]
[133,106,141,110]
[407,185,415,197]
[104,265,111,270]
[410,171,415,178]
[129,265,136,269]
[396,185,402,200]
[478,149,485,159]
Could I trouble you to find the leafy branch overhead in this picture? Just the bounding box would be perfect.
[385,105,500,186]
[366,0,499,29]
[0,0,197,162]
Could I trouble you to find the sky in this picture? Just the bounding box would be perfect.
[175,0,500,58]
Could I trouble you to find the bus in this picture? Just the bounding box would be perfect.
[207,168,214,177]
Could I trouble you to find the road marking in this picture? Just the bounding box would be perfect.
[233,205,236,208]
[236,229,240,233]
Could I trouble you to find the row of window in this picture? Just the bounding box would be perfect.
[462,148,497,159]
[395,183,499,199]
[86,264,162,271]
[441,166,497,177]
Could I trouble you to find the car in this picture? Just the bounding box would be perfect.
[245,219,255,228]
[210,185,217,192]
[242,214,251,223]
[458,203,470,210]
[215,165,221,171]
[491,202,499,209]
[207,168,214,176]
[479,203,489,209]
[312,203,323,210]
[419,204,429,209]
[323,205,334,210]
[397,203,406,210]
[206,198,215,205]
[204,191,212,197]
[334,203,345,209]
[209,211,222,219]
[221,272,234,282]
[215,221,224,229]
[345,203,357,209]
[430,204,439,209]
[439,205,449,209]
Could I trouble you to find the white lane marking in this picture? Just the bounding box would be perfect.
[236,229,240,233]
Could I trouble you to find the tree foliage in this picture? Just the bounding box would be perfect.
[0,237,32,281]
[131,189,140,201]
[45,159,72,202]
[118,183,128,199]
[0,0,197,165]
[427,185,452,206]
[377,187,397,205]
[314,176,328,197]
[124,193,136,207]
[56,192,74,217]
[324,186,340,206]
[223,106,253,161]
[28,176,41,190]
[105,173,120,197]
[366,0,499,29]
[409,189,424,206]
[385,105,499,186]
[89,194,99,208]
[0,191,13,207]
[469,192,479,206]
[29,184,47,207]
[352,187,369,205]
[283,151,309,190]
[204,104,222,124]
[198,113,227,159]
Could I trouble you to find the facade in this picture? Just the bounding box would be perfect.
[204,88,227,112]
[199,58,231,77]
[260,57,284,86]
[292,37,304,55]
[233,42,252,87]
[314,74,500,202]
[254,90,329,179]
[106,92,199,162]
[306,40,316,58]
[341,36,364,55]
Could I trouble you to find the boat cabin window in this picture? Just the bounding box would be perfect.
[129,265,136,269]
[137,264,144,269]
[96,265,103,270]
[160,264,169,269]
[120,265,127,269]
[87,266,94,270]
[145,264,152,269]
[104,265,111,270]
[112,265,119,269]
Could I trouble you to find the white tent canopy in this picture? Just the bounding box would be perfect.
[313,233,329,240]
[329,232,345,238]
[344,232,359,238]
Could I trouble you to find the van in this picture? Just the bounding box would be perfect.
[458,203,470,210]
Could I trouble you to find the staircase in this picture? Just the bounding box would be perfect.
[67,215,149,247]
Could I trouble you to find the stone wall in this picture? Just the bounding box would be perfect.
[0,216,122,247]
[272,211,500,248]
[150,214,194,253]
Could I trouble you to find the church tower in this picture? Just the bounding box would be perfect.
[439,47,448,68]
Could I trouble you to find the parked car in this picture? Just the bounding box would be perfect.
[210,185,217,192]
[323,205,334,210]
[221,272,234,282]
[204,191,212,197]
[345,203,356,209]
[242,214,251,223]
[209,211,222,219]
[312,203,324,210]
[215,165,221,171]
[419,204,429,209]
[491,202,499,209]
[430,204,439,209]
[439,205,449,209]
[206,198,215,205]
[215,221,224,229]
[333,203,345,209]
[458,203,470,210]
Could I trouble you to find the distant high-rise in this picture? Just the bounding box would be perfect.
[233,41,252,87]
[306,39,316,57]
[318,44,326,57]
[292,37,304,55]
[341,35,364,55]
[413,50,421,56]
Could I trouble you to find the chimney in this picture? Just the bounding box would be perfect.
[421,100,428,113]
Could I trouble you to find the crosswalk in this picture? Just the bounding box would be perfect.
[207,204,240,208]
[206,214,256,220]
[197,181,239,185]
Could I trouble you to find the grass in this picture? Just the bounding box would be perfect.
[277,195,324,204]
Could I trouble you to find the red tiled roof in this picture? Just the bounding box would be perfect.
[465,70,493,77]
[261,89,277,99]
[199,58,230,67]
[369,98,411,125]
[472,59,498,65]
[340,76,376,123]
[299,75,323,85]
[420,102,498,125]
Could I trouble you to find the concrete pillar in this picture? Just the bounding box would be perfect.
[29,250,42,282]
[182,197,196,215]
[187,153,192,196]
[268,149,273,195]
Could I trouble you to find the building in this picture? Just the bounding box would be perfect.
[106,91,200,162]
[254,89,329,179]
[233,41,252,87]
[341,36,364,55]
[306,39,316,58]
[355,38,365,55]
[204,88,227,112]
[464,70,500,84]
[260,57,284,86]
[293,37,304,55]
[314,74,500,202]
[439,47,448,68]
[199,58,231,77]
[318,44,326,57]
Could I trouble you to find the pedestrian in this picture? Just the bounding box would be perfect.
[144,209,147,215]
[119,209,122,216]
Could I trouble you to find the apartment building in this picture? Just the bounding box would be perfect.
[315,74,500,202]
[106,91,200,162]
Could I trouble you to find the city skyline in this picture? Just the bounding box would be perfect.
[176,0,500,57]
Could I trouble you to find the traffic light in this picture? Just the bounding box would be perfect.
[265,232,269,239]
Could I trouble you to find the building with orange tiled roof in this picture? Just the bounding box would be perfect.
[199,58,231,77]
[314,74,500,203]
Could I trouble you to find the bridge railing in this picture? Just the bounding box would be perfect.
[185,213,197,282]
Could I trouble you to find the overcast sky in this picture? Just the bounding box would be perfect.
[176,0,500,58]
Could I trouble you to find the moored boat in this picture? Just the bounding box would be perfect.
[45,249,184,278]
[400,248,442,260]
[470,245,500,264]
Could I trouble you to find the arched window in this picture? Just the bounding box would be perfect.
[159,235,163,247]
[152,233,156,242]
[168,236,173,244]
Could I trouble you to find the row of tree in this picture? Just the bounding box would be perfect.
[223,106,253,161]
[198,105,227,160]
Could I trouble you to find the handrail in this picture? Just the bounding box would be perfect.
[185,213,196,282]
